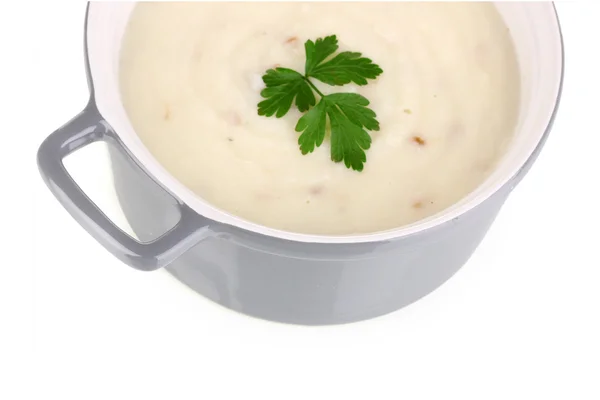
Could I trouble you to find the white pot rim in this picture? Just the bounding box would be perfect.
[85,2,564,244]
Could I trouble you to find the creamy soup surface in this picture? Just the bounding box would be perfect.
[120,2,520,235]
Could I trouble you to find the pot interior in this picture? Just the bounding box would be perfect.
[86,2,563,244]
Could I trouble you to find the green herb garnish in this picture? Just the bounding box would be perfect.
[258,35,383,171]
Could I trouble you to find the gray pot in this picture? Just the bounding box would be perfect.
[37,3,564,325]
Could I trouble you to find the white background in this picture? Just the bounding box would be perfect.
[2,1,599,399]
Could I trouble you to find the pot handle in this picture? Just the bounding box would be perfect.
[36,102,212,271]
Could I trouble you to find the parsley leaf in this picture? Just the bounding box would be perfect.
[257,35,383,171]
[304,35,339,75]
[304,35,382,86]
[258,68,316,117]
[328,105,371,171]
[309,51,383,86]
[325,93,380,131]
[295,99,328,155]
[295,93,376,172]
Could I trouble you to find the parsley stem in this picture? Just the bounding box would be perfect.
[304,76,325,98]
